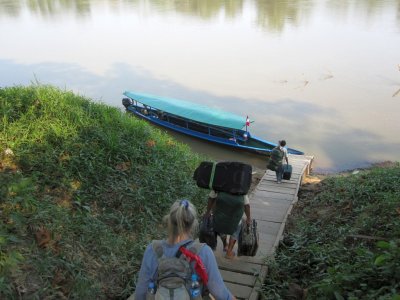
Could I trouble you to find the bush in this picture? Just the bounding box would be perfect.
[262,165,400,299]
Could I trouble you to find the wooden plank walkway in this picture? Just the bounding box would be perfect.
[214,154,314,300]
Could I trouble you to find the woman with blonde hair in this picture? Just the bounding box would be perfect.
[134,199,235,300]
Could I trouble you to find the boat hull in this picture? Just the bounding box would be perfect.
[124,105,303,156]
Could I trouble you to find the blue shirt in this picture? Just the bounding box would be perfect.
[134,239,233,300]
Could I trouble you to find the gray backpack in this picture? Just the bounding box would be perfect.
[151,240,204,300]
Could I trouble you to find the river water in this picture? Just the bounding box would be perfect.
[1,0,399,172]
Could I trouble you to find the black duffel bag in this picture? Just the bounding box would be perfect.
[193,161,252,195]
[238,219,259,256]
[199,214,217,250]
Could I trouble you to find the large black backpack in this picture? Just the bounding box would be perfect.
[193,161,252,195]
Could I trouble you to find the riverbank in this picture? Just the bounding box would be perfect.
[0,85,209,299]
[262,162,400,299]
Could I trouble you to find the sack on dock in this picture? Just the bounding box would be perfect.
[238,219,259,257]
[193,161,252,195]
[199,215,217,250]
[283,164,292,180]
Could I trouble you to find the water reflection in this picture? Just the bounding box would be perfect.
[28,0,91,18]
[149,0,244,19]
[0,0,92,17]
[1,0,399,31]
[254,0,313,32]
[2,58,399,172]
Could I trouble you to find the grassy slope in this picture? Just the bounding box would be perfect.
[263,165,400,300]
[0,85,208,299]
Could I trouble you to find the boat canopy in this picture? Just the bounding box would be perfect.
[124,91,249,130]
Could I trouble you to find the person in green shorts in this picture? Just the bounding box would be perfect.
[204,190,251,259]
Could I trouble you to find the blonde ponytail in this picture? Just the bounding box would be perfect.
[164,199,199,242]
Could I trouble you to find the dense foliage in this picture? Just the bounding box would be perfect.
[263,165,400,300]
[0,85,208,299]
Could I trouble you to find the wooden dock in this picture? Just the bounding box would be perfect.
[214,154,314,300]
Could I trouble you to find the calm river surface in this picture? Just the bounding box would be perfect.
[1,0,399,172]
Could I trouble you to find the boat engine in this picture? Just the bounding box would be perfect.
[122,98,133,108]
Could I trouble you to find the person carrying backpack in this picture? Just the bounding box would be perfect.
[204,190,251,259]
[267,140,289,183]
[134,199,236,300]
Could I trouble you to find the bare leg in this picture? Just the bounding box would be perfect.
[220,234,228,251]
[225,236,237,259]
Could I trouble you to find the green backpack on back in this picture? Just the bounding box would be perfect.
[267,147,284,171]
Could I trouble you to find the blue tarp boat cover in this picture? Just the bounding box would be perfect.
[124,91,249,130]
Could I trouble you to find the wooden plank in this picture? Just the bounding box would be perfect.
[225,282,253,299]
[252,211,287,223]
[258,232,280,243]
[220,269,257,286]
[252,198,294,207]
[251,199,293,210]
[255,220,282,235]
[266,163,306,169]
[253,211,288,223]
[263,173,301,180]
[254,187,295,196]
[258,180,298,188]
[255,241,276,256]
[254,265,268,288]
[270,204,294,253]
[265,166,305,172]
[249,265,269,299]
[256,185,297,193]
[252,193,295,202]
[249,291,259,300]
[253,196,294,206]
[217,256,262,275]
[252,191,295,201]
[235,255,265,265]
[251,199,292,210]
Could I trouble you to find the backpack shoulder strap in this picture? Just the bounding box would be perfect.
[175,240,205,257]
[152,240,164,260]
[187,241,205,255]
[152,239,205,259]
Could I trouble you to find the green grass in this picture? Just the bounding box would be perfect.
[262,165,400,300]
[0,85,209,299]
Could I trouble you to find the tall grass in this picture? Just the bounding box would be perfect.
[0,85,208,299]
[262,165,400,299]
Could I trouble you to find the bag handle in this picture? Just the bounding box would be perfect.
[208,162,217,190]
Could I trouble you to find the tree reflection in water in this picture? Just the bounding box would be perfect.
[0,0,399,32]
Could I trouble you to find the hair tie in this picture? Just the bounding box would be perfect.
[180,199,189,209]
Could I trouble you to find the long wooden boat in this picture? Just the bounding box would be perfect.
[122,91,304,156]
